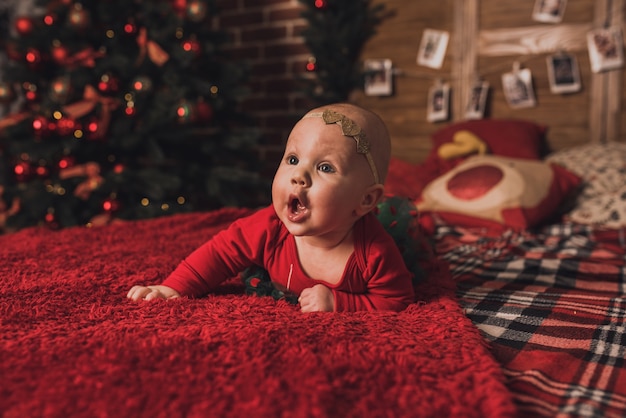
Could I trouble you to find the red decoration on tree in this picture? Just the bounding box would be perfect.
[306,57,317,71]
[181,38,201,57]
[44,210,59,229]
[51,44,69,64]
[14,17,34,36]
[32,115,50,137]
[97,73,119,94]
[135,27,170,67]
[14,161,32,182]
[102,197,120,212]
[58,156,75,170]
[59,162,102,200]
[35,164,50,178]
[22,82,39,102]
[56,116,76,136]
[314,0,326,9]
[132,76,152,92]
[43,14,56,26]
[25,48,41,65]
[124,21,138,35]
[85,117,100,140]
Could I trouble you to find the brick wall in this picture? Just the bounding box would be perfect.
[215,0,315,177]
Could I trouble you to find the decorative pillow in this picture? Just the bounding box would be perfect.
[416,155,581,231]
[385,157,440,200]
[547,143,626,228]
[431,119,548,161]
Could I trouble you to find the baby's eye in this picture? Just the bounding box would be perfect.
[287,155,298,165]
[318,163,335,173]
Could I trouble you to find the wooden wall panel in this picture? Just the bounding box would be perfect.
[354,0,624,164]
[353,0,454,163]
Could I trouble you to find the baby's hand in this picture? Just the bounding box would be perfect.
[299,284,334,313]
[127,285,180,302]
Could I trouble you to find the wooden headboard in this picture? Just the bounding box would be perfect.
[354,0,625,164]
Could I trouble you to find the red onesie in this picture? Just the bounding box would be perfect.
[162,205,415,312]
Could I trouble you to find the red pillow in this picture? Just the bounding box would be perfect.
[385,157,441,200]
[431,119,548,160]
[416,155,581,232]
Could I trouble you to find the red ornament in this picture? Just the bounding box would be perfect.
[314,0,326,9]
[85,117,101,140]
[51,44,69,63]
[32,115,50,137]
[97,73,119,94]
[22,82,39,102]
[102,197,120,213]
[43,14,56,26]
[124,21,137,35]
[181,38,201,56]
[132,76,152,92]
[56,116,76,136]
[306,57,317,71]
[14,17,34,36]
[176,100,194,123]
[58,156,75,170]
[44,211,60,230]
[14,161,32,182]
[36,165,50,178]
[25,48,41,65]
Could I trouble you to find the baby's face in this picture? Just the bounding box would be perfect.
[272,116,375,240]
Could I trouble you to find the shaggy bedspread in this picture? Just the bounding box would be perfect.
[1,208,516,418]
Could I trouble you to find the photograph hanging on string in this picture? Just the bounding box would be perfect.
[464,81,489,120]
[363,59,393,96]
[547,52,581,94]
[427,82,450,123]
[587,27,624,73]
[502,68,536,109]
[532,0,567,23]
[416,29,449,69]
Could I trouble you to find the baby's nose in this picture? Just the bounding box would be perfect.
[291,169,310,186]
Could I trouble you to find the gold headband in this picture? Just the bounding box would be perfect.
[303,109,380,184]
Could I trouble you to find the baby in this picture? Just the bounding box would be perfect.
[127,103,415,312]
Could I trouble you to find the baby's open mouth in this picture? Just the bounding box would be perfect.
[288,195,308,222]
[290,197,306,214]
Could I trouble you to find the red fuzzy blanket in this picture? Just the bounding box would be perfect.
[0,208,515,417]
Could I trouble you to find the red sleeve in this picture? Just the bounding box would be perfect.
[162,206,278,297]
[332,215,416,312]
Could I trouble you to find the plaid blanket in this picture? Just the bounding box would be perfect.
[433,223,626,418]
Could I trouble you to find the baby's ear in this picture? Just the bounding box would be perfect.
[356,184,385,216]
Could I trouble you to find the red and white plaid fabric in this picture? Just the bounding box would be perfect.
[433,223,626,418]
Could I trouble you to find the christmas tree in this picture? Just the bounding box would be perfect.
[0,0,268,232]
[299,0,387,105]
